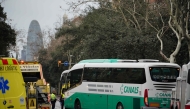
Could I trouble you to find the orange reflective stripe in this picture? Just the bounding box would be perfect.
[2,59,8,65]
[12,59,18,65]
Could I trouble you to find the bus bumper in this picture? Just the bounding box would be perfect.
[141,107,169,109]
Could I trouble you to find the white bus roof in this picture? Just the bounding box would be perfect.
[71,61,180,70]
[60,69,70,81]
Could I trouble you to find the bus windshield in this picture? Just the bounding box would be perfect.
[60,72,69,92]
[149,67,180,82]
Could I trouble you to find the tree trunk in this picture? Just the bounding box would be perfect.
[169,39,182,63]
[169,55,175,63]
[187,41,190,61]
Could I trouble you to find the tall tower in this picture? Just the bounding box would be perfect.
[63,13,68,24]
[26,20,43,61]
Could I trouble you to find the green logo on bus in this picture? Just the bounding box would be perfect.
[155,93,171,98]
[120,84,139,94]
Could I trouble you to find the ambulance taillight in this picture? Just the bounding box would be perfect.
[144,89,149,106]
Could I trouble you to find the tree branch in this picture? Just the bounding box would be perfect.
[186,2,190,40]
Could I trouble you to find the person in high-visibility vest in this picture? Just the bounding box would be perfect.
[60,92,65,109]
[50,91,57,109]
[60,89,65,109]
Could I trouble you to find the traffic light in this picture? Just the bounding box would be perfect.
[58,61,61,67]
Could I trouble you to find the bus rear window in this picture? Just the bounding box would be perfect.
[149,67,180,82]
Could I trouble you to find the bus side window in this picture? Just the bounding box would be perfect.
[83,68,100,82]
[136,69,146,84]
[106,70,112,82]
[125,68,133,83]
[109,69,118,82]
[115,69,125,83]
[83,68,91,81]
[70,69,83,87]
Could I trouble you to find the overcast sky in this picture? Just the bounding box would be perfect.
[1,0,80,58]
[1,0,76,31]
[1,0,98,58]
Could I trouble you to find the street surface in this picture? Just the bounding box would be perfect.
[55,100,63,109]
[51,96,64,109]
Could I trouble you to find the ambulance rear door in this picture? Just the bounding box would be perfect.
[2,71,26,109]
[0,69,6,109]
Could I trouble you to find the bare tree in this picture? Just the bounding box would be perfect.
[9,29,26,59]
[63,0,190,63]
[0,0,6,4]
[166,0,190,62]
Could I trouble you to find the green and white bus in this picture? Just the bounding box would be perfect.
[60,59,180,109]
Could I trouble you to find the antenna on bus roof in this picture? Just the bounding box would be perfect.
[138,59,159,62]
[117,59,137,63]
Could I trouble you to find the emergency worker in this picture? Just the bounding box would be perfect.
[60,92,65,109]
[50,91,57,109]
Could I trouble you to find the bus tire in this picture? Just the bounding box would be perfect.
[74,99,81,109]
[116,102,124,109]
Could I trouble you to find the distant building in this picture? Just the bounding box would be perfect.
[21,45,26,61]
[63,13,68,24]
[26,20,43,61]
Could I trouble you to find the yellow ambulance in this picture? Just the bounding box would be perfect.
[0,57,27,109]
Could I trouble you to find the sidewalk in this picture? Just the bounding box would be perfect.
[50,95,64,109]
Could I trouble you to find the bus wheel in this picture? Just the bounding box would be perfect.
[116,102,124,109]
[74,99,81,109]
